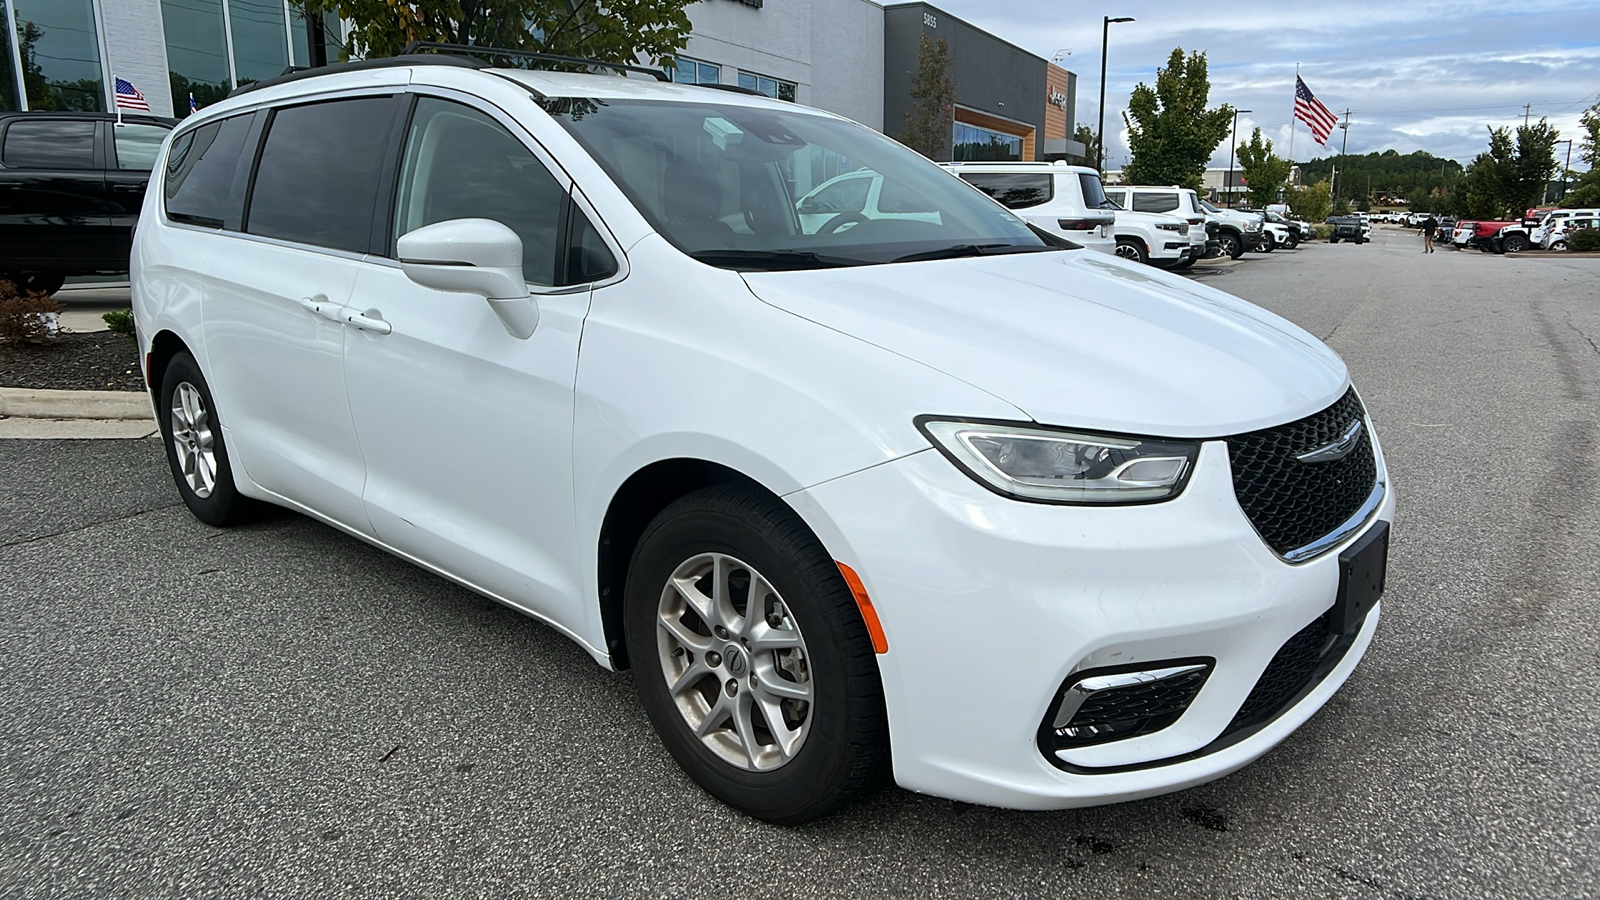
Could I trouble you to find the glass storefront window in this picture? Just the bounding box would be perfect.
[737,71,795,102]
[953,121,1023,162]
[0,10,17,110]
[11,0,106,110]
[670,57,719,86]
[162,0,231,110]
[228,0,288,85]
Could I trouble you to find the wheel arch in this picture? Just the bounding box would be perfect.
[597,457,789,670]
[146,329,191,399]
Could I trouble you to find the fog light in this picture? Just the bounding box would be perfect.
[1040,660,1213,751]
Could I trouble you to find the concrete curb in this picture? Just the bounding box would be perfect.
[0,386,152,420]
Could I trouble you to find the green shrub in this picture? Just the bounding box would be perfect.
[103,308,137,342]
[0,279,63,346]
[1312,224,1334,241]
[1569,228,1600,252]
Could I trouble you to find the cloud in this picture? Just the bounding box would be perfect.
[925,1,1600,169]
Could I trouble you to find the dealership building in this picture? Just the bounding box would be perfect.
[1,0,1079,160]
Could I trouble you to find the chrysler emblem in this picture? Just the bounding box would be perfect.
[1296,418,1364,463]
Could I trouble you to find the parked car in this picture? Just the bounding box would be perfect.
[1448,220,1476,248]
[1433,216,1457,243]
[1491,225,1534,254]
[1324,216,1367,244]
[1530,208,1600,247]
[1541,213,1600,251]
[1102,184,1211,260]
[0,111,176,294]
[1199,198,1268,256]
[1465,220,1517,251]
[941,161,1116,256]
[131,48,1392,824]
[1264,211,1312,247]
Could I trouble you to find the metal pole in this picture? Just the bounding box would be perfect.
[1226,108,1250,208]
[1096,16,1133,174]
[1096,18,1109,174]
[4,0,29,110]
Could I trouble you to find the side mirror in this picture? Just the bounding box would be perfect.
[397,218,538,338]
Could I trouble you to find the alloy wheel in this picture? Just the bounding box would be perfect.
[170,381,218,498]
[656,552,813,772]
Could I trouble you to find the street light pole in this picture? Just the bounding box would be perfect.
[1226,108,1251,208]
[1096,16,1134,174]
[1556,139,1574,200]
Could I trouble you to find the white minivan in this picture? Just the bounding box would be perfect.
[132,50,1393,824]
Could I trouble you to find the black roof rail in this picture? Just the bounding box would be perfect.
[228,53,486,98]
[402,41,670,82]
[695,83,765,97]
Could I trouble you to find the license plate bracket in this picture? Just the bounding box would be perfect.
[1333,521,1388,636]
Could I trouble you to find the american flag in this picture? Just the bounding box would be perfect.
[114,77,150,111]
[1294,76,1337,145]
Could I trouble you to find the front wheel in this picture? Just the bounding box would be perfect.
[1329,236,1340,244]
[624,486,888,824]
[1551,240,1568,252]
[158,351,264,527]
[1114,238,1148,264]
[1284,233,1301,250]
[1502,234,1529,253]
[1260,234,1276,253]
[1217,232,1243,259]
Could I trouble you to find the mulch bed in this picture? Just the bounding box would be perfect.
[0,331,145,392]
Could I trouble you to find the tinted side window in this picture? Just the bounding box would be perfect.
[393,98,564,285]
[1077,173,1109,210]
[1131,192,1179,214]
[113,123,171,171]
[804,176,870,214]
[247,97,396,253]
[165,115,254,227]
[3,119,96,168]
[960,173,1053,210]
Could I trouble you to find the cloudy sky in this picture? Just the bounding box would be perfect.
[926,1,1600,171]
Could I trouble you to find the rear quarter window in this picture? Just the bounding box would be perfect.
[165,114,256,228]
[3,119,96,169]
[959,172,1053,210]
[1131,192,1179,214]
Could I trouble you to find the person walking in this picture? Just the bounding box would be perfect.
[1422,214,1437,253]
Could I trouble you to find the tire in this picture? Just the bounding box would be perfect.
[623,486,888,824]
[1551,240,1567,252]
[1217,231,1243,259]
[1329,236,1339,244]
[158,351,263,527]
[1114,238,1148,264]
[1502,234,1529,253]
[1259,233,1276,253]
[1284,233,1300,250]
[3,273,66,296]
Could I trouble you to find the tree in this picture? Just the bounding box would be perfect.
[1073,124,1101,169]
[1285,179,1331,222]
[1235,127,1292,208]
[1121,48,1232,190]
[1579,98,1599,169]
[300,0,695,66]
[898,34,954,160]
[1510,118,1559,211]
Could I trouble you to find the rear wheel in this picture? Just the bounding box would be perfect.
[1284,233,1300,250]
[1551,240,1568,252]
[158,352,264,527]
[624,486,888,824]
[1114,238,1148,264]
[1502,234,1529,253]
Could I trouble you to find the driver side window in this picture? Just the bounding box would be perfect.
[393,98,564,285]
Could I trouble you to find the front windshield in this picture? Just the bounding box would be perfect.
[545,98,1053,269]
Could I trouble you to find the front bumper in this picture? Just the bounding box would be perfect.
[789,430,1393,810]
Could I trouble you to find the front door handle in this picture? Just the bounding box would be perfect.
[345,309,392,335]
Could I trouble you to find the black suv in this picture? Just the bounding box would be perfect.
[0,111,176,295]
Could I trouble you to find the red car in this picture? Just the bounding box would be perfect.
[1467,220,1518,252]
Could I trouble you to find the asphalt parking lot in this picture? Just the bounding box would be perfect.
[3,227,1597,899]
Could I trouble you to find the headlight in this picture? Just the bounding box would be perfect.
[916,418,1200,504]
[1245,221,1262,232]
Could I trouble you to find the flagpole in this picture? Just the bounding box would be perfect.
[1288,64,1297,166]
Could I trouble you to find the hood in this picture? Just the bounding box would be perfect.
[742,250,1347,438]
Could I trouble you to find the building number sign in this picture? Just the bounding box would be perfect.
[923,11,937,27]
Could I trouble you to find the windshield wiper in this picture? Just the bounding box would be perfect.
[890,243,1055,263]
[687,249,866,271]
